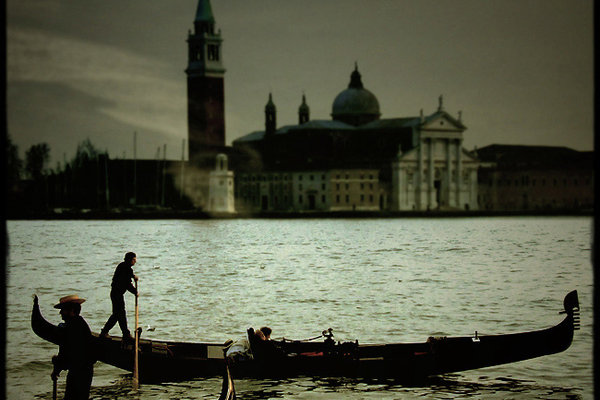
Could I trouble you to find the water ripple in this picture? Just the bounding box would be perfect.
[5,217,593,399]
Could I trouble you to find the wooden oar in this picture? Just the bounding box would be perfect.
[52,376,57,400]
[133,278,139,389]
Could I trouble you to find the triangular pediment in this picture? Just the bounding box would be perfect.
[421,111,465,132]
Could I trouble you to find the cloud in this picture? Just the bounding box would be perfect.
[7,27,186,141]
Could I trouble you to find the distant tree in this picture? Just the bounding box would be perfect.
[72,138,100,168]
[24,143,50,180]
[6,134,22,187]
[69,138,103,208]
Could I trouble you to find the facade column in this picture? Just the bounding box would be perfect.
[391,160,400,210]
[445,139,451,207]
[428,139,434,209]
[455,139,463,209]
[417,137,424,210]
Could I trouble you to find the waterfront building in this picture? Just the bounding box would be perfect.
[9,1,593,216]
[232,66,480,212]
[476,145,594,211]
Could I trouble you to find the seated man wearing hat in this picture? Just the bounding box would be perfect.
[51,294,96,400]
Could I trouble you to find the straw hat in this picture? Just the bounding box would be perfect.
[54,294,86,309]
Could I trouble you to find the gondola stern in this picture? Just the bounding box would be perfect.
[31,296,63,345]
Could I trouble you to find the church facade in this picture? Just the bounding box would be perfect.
[183,0,480,214]
[232,66,480,212]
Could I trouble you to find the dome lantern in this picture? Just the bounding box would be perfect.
[331,64,380,126]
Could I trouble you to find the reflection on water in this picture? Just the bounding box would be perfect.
[31,374,584,400]
[86,375,583,400]
[7,217,593,399]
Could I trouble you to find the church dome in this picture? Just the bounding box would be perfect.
[331,65,380,126]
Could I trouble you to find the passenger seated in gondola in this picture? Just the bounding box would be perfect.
[225,327,275,363]
[248,326,283,361]
[254,326,272,341]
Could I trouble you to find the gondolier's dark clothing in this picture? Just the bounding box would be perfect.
[54,315,96,399]
[101,261,137,337]
[111,261,137,295]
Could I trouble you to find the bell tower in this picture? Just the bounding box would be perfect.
[298,94,310,124]
[265,93,277,136]
[186,0,226,163]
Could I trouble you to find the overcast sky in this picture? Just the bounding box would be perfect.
[7,0,593,164]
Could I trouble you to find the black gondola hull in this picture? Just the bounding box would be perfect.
[31,290,579,383]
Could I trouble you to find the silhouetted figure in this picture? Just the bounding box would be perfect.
[100,252,138,341]
[47,294,96,400]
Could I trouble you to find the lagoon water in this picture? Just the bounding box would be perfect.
[6,217,593,399]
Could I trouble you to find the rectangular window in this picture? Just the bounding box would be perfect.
[336,195,340,203]
[321,195,326,203]
[322,183,326,190]
[299,195,303,204]
[345,195,350,203]
[360,194,365,202]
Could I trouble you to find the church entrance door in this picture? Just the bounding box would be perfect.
[308,194,316,210]
[434,180,442,208]
[261,195,268,211]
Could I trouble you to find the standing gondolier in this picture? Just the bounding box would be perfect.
[47,294,96,400]
[100,252,138,341]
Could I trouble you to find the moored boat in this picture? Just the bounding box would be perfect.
[32,290,580,383]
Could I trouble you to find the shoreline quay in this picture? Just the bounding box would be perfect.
[6,208,594,220]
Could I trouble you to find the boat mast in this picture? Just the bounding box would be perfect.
[133,131,137,206]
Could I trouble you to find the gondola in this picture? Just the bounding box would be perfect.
[32,290,580,383]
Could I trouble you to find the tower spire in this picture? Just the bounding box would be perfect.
[298,93,310,124]
[265,93,277,135]
[194,0,215,34]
